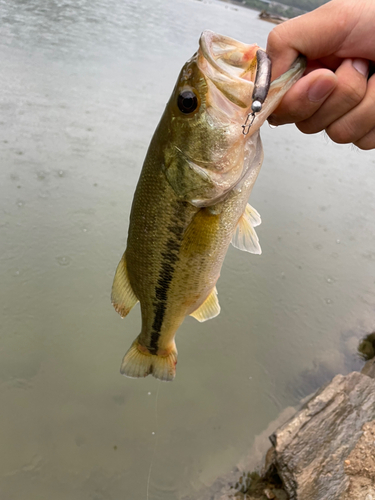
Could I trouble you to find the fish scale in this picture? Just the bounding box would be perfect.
[111,31,306,381]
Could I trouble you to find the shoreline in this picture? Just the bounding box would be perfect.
[217,0,305,19]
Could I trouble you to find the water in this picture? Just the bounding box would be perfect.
[1,0,374,499]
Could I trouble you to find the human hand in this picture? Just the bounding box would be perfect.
[266,0,375,150]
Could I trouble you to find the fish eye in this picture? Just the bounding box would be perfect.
[177,89,199,114]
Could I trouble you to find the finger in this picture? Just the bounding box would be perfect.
[266,23,299,80]
[304,59,337,75]
[266,1,358,79]
[268,69,337,126]
[327,72,375,146]
[297,58,369,135]
[354,126,375,150]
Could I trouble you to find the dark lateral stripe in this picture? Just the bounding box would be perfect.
[148,203,186,354]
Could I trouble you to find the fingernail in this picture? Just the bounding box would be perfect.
[308,78,335,102]
[352,58,369,77]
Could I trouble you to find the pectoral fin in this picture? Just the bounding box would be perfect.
[111,253,138,318]
[231,203,262,254]
[190,287,220,322]
[244,203,261,227]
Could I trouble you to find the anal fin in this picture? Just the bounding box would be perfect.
[231,203,262,254]
[190,286,220,322]
[111,253,138,318]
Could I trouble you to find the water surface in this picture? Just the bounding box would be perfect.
[1,1,374,499]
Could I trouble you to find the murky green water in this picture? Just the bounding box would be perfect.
[1,0,374,499]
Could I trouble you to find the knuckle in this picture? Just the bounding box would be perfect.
[286,96,325,127]
[273,93,313,125]
[297,119,324,135]
[338,78,366,108]
[326,120,357,144]
[354,142,373,151]
[354,130,375,150]
[279,110,302,125]
[289,104,311,122]
[267,25,287,48]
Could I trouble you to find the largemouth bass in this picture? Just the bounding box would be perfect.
[112,31,305,381]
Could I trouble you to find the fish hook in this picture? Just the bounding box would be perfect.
[242,112,256,135]
[242,49,272,135]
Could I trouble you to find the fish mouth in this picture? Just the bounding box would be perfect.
[198,31,306,123]
[198,30,260,109]
[166,32,306,207]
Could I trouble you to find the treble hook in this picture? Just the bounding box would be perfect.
[242,49,272,135]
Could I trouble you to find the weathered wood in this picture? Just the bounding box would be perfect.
[270,372,375,500]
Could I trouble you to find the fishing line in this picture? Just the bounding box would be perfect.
[146,380,160,500]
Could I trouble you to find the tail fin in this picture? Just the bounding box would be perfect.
[120,338,178,382]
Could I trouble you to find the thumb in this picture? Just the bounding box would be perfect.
[266,0,357,79]
[268,69,337,126]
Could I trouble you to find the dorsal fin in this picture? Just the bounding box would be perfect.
[111,253,138,318]
[190,286,220,322]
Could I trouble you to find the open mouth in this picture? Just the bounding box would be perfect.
[199,31,259,82]
[197,30,306,124]
[198,30,260,109]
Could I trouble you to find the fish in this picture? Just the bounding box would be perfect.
[111,30,305,381]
